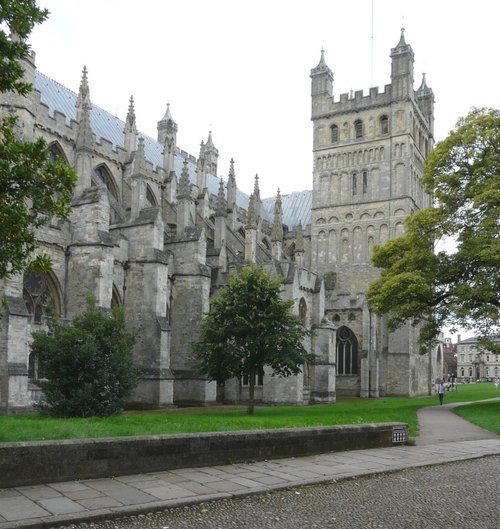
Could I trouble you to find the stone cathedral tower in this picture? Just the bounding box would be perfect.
[310,30,436,397]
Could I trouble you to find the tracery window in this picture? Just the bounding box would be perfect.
[336,326,358,375]
[23,272,60,324]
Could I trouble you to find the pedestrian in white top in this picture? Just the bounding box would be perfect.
[437,381,446,405]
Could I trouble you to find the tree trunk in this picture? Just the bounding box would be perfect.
[247,375,255,415]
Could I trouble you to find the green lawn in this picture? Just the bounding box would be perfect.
[1,383,498,442]
[454,399,500,435]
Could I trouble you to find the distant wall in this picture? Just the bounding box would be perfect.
[0,423,407,487]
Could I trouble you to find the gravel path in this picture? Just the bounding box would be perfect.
[58,455,500,529]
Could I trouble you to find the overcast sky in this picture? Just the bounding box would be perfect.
[28,1,497,341]
[29,0,500,200]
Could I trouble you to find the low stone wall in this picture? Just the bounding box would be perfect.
[0,423,407,487]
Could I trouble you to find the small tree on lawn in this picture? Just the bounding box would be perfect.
[30,297,140,417]
[192,265,313,414]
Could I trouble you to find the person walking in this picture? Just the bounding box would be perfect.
[437,380,446,405]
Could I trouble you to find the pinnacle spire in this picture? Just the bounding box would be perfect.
[157,102,178,145]
[252,174,261,220]
[253,174,260,198]
[133,136,146,174]
[162,102,174,122]
[246,193,256,229]
[311,48,333,78]
[77,66,90,108]
[397,27,406,47]
[124,95,138,154]
[75,66,93,149]
[206,131,215,150]
[177,159,192,200]
[226,158,237,210]
[215,178,227,217]
[391,27,413,58]
[271,189,283,242]
[228,158,236,182]
[295,222,304,253]
[417,72,432,94]
[126,96,136,126]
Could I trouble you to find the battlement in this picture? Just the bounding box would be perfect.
[328,83,393,115]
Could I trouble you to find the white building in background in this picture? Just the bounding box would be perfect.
[456,337,500,382]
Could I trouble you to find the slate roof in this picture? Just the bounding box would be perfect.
[34,71,311,228]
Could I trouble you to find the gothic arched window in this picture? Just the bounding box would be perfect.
[354,119,363,139]
[331,124,339,143]
[111,284,122,309]
[48,142,68,163]
[380,115,389,135]
[336,326,358,375]
[94,165,120,200]
[23,272,60,324]
[146,185,158,207]
[93,165,121,224]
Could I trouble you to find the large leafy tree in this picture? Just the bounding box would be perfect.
[0,0,77,278]
[192,265,313,414]
[30,297,140,417]
[367,108,500,353]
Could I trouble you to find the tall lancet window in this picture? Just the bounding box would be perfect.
[336,326,358,375]
[354,119,363,138]
[331,124,339,143]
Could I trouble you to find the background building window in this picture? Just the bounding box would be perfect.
[242,367,264,387]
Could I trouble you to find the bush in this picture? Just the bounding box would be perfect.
[30,298,140,417]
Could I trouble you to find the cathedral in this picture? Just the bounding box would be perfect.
[0,29,443,413]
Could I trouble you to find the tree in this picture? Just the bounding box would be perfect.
[367,108,500,353]
[192,266,313,414]
[0,1,77,278]
[30,297,140,417]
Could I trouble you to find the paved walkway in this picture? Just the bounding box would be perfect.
[0,401,498,529]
